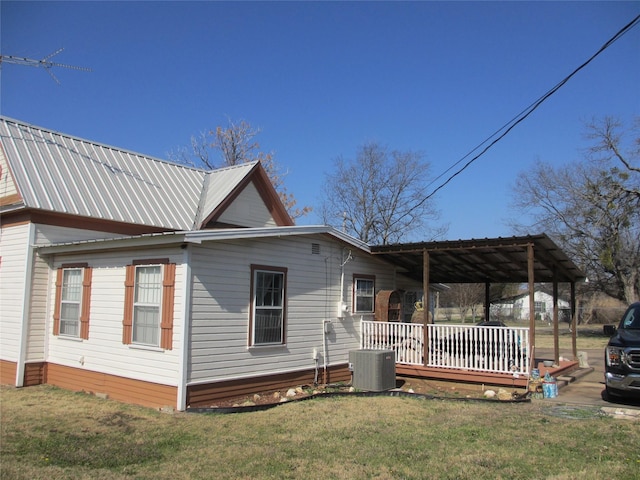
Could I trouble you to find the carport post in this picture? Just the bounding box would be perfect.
[553,280,560,365]
[423,248,430,367]
[528,243,536,367]
[484,281,491,322]
[570,282,577,360]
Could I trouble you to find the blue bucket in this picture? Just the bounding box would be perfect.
[543,379,558,398]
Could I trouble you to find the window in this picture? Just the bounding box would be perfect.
[133,265,162,346]
[60,268,82,336]
[353,275,375,313]
[123,260,175,350]
[53,264,92,339]
[534,301,546,314]
[251,265,287,345]
[622,304,640,329]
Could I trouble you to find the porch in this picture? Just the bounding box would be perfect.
[361,320,578,388]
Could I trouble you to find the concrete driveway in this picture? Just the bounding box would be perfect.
[539,348,640,417]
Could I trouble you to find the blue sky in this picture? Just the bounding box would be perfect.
[1,1,638,240]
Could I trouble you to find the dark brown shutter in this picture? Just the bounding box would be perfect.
[52,268,63,336]
[160,263,176,350]
[122,264,135,344]
[79,267,92,340]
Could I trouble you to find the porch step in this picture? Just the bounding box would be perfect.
[556,367,594,389]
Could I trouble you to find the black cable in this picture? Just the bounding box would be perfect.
[422,13,640,205]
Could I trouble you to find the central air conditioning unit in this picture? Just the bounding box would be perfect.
[349,349,396,391]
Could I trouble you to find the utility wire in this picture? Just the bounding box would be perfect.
[421,13,640,205]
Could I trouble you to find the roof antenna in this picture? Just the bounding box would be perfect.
[0,48,91,84]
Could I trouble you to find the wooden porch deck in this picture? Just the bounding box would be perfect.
[396,358,579,388]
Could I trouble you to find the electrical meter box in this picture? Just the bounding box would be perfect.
[349,349,396,391]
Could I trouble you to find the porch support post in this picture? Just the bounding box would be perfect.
[484,281,491,322]
[553,279,560,365]
[423,248,430,367]
[527,243,536,368]
[570,282,577,360]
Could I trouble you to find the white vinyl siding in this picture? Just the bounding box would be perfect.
[216,183,277,227]
[24,254,50,362]
[46,249,183,387]
[188,235,397,385]
[0,223,30,362]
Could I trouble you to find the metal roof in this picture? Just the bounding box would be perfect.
[370,234,586,284]
[35,225,371,255]
[0,116,260,231]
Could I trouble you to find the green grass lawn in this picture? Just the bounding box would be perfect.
[1,384,638,480]
[533,324,610,351]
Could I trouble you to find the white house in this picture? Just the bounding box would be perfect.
[0,117,424,410]
[491,290,570,322]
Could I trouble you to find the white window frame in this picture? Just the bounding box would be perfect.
[132,264,163,347]
[59,267,83,337]
[353,276,375,313]
[251,267,286,346]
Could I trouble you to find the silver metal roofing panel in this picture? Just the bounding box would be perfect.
[0,117,255,231]
[36,225,371,256]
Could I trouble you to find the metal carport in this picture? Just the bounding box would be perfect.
[371,233,586,368]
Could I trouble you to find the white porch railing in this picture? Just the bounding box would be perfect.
[361,320,530,375]
[361,320,424,365]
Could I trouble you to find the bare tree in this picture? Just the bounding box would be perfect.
[168,118,311,220]
[586,116,640,197]
[510,117,640,303]
[442,283,519,323]
[442,283,484,323]
[321,142,445,245]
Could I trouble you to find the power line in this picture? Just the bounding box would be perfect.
[422,13,640,204]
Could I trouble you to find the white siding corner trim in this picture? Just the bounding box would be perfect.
[16,223,36,386]
[177,245,192,411]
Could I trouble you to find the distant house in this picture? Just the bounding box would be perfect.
[0,117,425,410]
[491,290,570,322]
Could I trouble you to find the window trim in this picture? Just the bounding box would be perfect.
[353,274,375,313]
[53,263,92,340]
[122,259,175,350]
[249,264,287,346]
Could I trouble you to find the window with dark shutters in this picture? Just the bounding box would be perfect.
[123,260,175,350]
[53,264,92,339]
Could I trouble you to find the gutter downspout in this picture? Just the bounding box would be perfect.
[177,245,192,411]
[16,223,36,387]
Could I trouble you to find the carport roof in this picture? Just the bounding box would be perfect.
[371,233,586,284]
